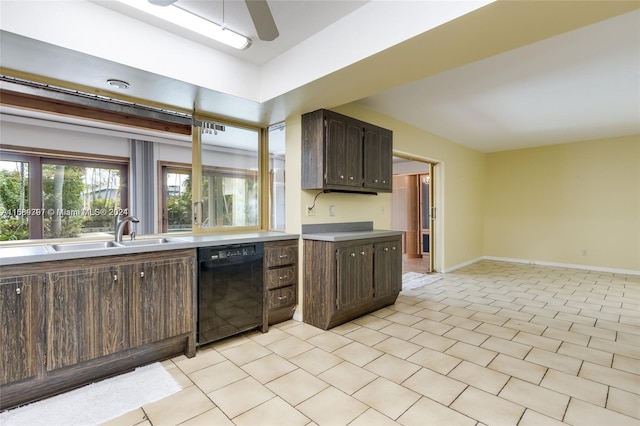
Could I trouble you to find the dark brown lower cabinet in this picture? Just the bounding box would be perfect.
[374,239,402,298]
[0,274,44,386]
[264,240,298,325]
[47,265,126,371]
[127,257,193,348]
[336,244,374,311]
[0,249,196,411]
[303,236,402,330]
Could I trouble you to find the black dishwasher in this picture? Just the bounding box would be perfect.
[198,243,264,345]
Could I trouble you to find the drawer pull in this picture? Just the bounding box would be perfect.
[140,271,145,278]
[350,253,356,257]
[16,287,21,295]
[278,255,288,259]
[279,276,285,280]
[113,275,118,281]
[278,295,287,300]
[360,251,365,255]
[392,246,397,250]
[384,247,389,251]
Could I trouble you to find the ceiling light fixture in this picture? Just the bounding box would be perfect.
[118,0,251,50]
[107,79,130,89]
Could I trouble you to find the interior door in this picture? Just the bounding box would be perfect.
[391,158,436,274]
[419,164,434,272]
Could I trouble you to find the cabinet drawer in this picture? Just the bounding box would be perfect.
[265,266,296,290]
[268,286,296,310]
[265,244,298,267]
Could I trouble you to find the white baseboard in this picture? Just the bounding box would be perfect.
[440,256,639,276]
[483,256,640,276]
[292,310,303,323]
[441,257,484,273]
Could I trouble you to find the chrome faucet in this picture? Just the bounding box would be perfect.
[114,215,140,243]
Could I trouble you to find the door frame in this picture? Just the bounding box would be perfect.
[392,154,442,273]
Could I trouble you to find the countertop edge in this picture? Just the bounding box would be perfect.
[302,230,402,242]
[0,232,299,266]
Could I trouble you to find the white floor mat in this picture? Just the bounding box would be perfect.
[1,362,181,426]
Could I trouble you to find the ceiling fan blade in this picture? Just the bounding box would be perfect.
[245,0,279,41]
[148,0,177,5]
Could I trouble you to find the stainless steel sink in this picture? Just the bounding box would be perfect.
[48,241,120,252]
[114,238,183,247]
[0,245,52,257]
[45,237,183,252]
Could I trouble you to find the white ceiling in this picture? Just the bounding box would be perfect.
[358,9,640,152]
[0,1,638,153]
[94,0,371,65]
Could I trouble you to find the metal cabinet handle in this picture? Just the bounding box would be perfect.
[340,175,344,179]
[374,179,379,183]
[392,246,397,250]
[16,287,21,295]
[113,275,118,281]
[360,251,365,255]
[278,295,287,300]
[278,254,288,258]
[350,176,354,180]
[350,253,356,257]
[384,247,389,251]
[140,271,145,278]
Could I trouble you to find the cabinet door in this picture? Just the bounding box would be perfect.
[0,274,43,385]
[129,257,192,348]
[46,266,125,371]
[265,266,297,290]
[335,244,373,311]
[374,240,402,298]
[364,125,392,191]
[264,242,298,268]
[268,286,296,310]
[325,115,363,188]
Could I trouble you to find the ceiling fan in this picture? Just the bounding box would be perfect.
[147,0,279,41]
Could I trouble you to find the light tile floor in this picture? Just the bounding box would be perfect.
[104,260,640,426]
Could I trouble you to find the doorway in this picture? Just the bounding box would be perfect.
[391,157,435,274]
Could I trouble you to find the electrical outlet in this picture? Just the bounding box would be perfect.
[306,205,315,216]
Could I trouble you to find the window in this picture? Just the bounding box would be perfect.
[196,122,260,230]
[0,158,32,240]
[201,166,258,228]
[165,121,287,232]
[0,151,128,241]
[160,165,192,234]
[268,123,286,231]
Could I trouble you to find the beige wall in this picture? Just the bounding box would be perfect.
[484,135,640,271]
[288,109,393,232]
[289,104,486,272]
[289,105,639,273]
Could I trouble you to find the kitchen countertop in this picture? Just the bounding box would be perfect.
[302,229,402,242]
[0,232,299,266]
[301,221,402,242]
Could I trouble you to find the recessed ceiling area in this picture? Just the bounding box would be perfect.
[358,9,640,152]
[1,1,638,152]
[93,0,371,65]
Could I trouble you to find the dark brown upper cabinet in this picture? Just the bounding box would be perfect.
[302,109,393,194]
